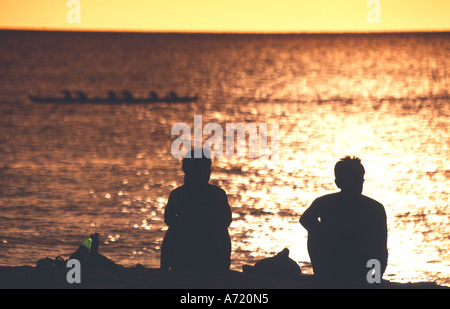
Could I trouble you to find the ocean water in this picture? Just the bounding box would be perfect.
[0,30,449,286]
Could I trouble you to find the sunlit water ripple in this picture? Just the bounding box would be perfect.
[0,31,448,286]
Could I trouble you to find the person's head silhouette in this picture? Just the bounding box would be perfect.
[182,149,212,186]
[334,156,365,195]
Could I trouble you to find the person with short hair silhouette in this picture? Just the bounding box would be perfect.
[161,149,232,272]
[300,156,388,283]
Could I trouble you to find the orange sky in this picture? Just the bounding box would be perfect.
[0,0,449,33]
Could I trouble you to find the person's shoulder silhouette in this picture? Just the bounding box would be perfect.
[161,149,232,272]
[300,156,388,283]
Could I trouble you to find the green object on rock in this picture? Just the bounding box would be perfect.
[81,237,92,251]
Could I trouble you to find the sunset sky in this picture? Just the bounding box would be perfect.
[0,0,449,33]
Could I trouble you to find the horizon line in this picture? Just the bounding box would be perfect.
[1,27,449,35]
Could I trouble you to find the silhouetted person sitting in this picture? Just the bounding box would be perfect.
[62,90,72,101]
[123,90,133,101]
[107,91,117,101]
[161,149,232,272]
[300,156,388,283]
[76,91,87,101]
[149,91,159,101]
[168,91,178,101]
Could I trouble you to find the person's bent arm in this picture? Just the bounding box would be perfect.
[376,204,389,276]
[164,191,179,227]
[214,189,232,229]
[300,199,322,233]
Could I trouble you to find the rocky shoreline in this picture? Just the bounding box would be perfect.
[0,265,447,289]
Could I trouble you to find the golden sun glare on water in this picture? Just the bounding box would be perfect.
[0,0,448,287]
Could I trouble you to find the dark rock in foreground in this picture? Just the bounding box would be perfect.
[0,265,447,289]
